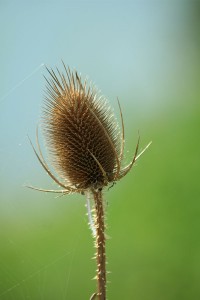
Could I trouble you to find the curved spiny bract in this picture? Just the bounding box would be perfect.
[42,65,121,191]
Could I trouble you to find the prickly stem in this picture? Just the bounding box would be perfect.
[93,190,106,300]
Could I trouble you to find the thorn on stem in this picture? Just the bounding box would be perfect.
[90,292,97,300]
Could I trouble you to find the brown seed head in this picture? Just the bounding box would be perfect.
[42,65,121,190]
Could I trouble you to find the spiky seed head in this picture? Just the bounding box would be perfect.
[42,65,121,191]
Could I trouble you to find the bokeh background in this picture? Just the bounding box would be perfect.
[0,1,200,299]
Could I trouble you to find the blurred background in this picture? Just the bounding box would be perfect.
[0,1,200,299]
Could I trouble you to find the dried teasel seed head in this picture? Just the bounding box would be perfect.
[27,63,151,300]
[42,64,121,191]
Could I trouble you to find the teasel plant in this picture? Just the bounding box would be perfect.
[27,62,151,300]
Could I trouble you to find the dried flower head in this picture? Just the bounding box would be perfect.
[28,63,151,195]
[43,66,121,191]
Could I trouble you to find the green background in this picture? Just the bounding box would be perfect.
[0,1,200,299]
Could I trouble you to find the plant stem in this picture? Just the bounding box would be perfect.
[93,189,106,300]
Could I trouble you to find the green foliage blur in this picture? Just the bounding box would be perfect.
[0,1,200,299]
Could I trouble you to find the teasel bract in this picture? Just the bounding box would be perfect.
[28,62,151,300]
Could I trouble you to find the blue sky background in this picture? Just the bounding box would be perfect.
[0,0,197,183]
